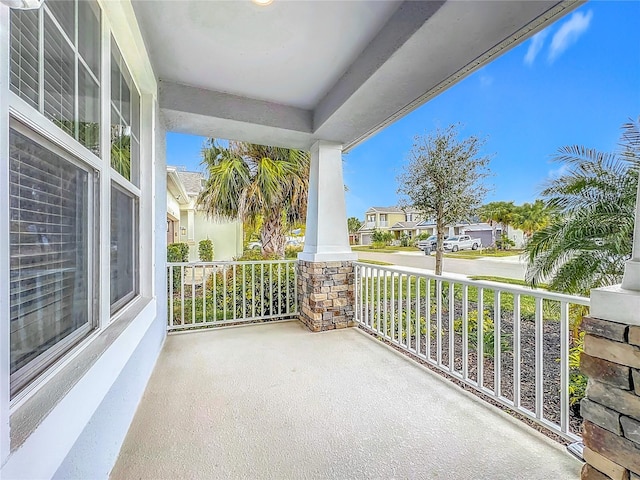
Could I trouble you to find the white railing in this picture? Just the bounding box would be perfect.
[167,260,298,331]
[365,222,376,228]
[354,262,589,442]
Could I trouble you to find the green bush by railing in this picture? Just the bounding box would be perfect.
[198,239,214,261]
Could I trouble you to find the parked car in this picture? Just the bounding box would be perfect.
[416,235,437,251]
[443,235,481,252]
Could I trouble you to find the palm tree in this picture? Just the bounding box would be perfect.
[512,200,554,238]
[479,201,516,247]
[198,140,310,258]
[524,119,639,294]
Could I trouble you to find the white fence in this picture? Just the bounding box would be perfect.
[167,260,298,331]
[354,262,589,441]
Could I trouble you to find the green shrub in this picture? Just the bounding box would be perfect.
[400,234,409,247]
[416,232,430,241]
[198,239,214,261]
[167,243,189,293]
[285,246,303,259]
[568,331,587,407]
[167,242,189,262]
[496,234,516,250]
[371,241,388,249]
[453,309,512,358]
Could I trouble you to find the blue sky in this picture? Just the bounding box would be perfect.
[166,1,640,220]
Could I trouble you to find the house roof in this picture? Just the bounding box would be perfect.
[175,170,205,196]
[366,206,420,214]
[390,222,420,230]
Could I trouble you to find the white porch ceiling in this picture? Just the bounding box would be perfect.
[132,0,581,151]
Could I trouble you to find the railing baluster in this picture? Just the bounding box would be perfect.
[426,278,431,361]
[383,270,388,338]
[370,267,375,329]
[191,266,196,324]
[223,265,228,321]
[477,287,484,389]
[406,275,412,349]
[416,277,421,356]
[233,264,237,321]
[251,264,255,319]
[535,296,544,419]
[436,280,442,365]
[278,262,282,316]
[462,285,468,380]
[242,264,247,319]
[398,274,403,345]
[180,265,185,325]
[213,264,218,322]
[494,290,501,397]
[560,301,570,434]
[448,282,454,372]
[202,264,207,324]
[269,263,273,317]
[377,268,382,334]
[513,294,521,409]
[261,263,265,318]
[169,265,174,328]
[391,272,395,342]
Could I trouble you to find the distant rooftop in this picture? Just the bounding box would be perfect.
[175,170,205,196]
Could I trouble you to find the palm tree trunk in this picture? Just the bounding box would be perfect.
[261,214,286,258]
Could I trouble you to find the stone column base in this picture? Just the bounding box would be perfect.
[579,316,640,479]
[297,260,355,332]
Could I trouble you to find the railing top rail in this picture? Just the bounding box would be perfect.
[353,261,589,305]
[168,259,298,267]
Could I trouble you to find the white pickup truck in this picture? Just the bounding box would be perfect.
[442,235,481,252]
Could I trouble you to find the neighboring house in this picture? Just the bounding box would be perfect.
[167,167,243,261]
[358,207,422,244]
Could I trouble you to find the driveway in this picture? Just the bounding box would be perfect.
[356,250,527,280]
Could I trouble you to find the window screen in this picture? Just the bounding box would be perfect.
[9,126,96,396]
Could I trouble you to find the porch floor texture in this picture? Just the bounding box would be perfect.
[110,320,581,480]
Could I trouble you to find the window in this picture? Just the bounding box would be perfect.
[110,38,140,185]
[110,185,138,313]
[10,0,102,155]
[9,124,97,396]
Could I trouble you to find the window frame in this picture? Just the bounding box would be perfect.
[7,117,100,397]
[5,0,146,401]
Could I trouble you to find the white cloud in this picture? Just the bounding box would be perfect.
[524,30,548,66]
[548,163,570,179]
[548,10,593,62]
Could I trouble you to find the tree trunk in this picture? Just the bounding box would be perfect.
[435,218,445,275]
[490,221,497,247]
[261,214,286,258]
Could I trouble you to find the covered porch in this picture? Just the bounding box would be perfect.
[111,321,580,480]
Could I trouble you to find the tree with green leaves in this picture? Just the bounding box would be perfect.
[512,200,554,238]
[478,201,516,248]
[397,124,492,274]
[347,217,363,235]
[524,118,639,294]
[198,140,310,258]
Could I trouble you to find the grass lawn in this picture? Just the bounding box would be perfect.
[352,245,420,253]
[358,259,393,266]
[444,249,524,259]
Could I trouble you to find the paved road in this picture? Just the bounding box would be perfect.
[356,250,527,280]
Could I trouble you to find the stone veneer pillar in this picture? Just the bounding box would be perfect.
[297,260,355,332]
[580,316,640,480]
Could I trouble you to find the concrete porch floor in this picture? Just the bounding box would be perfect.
[110,321,581,479]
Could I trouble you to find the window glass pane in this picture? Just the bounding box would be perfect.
[43,11,75,137]
[110,37,139,184]
[78,64,100,155]
[45,0,74,44]
[9,127,93,393]
[78,0,100,78]
[110,185,138,310]
[10,8,40,109]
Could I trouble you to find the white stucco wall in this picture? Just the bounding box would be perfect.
[191,212,243,261]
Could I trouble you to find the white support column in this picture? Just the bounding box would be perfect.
[299,140,356,262]
[187,208,195,243]
[590,172,640,325]
[0,3,10,465]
